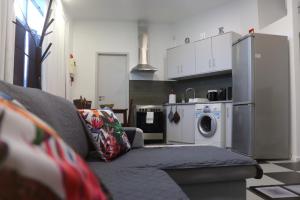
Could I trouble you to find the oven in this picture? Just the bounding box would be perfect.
[135,105,165,143]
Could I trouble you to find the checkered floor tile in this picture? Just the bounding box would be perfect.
[247,161,300,200]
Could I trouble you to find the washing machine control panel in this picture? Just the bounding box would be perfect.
[195,105,222,119]
[203,106,211,113]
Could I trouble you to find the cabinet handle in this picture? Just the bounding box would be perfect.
[209,59,211,68]
[226,107,229,118]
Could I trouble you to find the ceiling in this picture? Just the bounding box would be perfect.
[62,0,234,23]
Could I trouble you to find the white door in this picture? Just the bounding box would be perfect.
[180,43,196,77]
[180,105,195,143]
[212,33,232,71]
[167,47,181,79]
[195,38,212,74]
[96,54,128,109]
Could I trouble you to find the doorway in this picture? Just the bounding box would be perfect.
[96,53,129,112]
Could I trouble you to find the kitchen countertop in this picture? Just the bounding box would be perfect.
[164,100,232,106]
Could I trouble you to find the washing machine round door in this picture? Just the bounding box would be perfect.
[197,114,217,138]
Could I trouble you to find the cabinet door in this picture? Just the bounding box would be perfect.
[167,48,180,79]
[166,106,181,143]
[195,38,212,74]
[212,33,232,71]
[180,43,196,77]
[180,105,195,143]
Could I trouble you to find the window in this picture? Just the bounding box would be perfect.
[13,0,47,88]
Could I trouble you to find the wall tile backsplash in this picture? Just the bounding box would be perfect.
[129,73,232,105]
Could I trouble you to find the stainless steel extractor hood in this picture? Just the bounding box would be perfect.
[131,21,158,72]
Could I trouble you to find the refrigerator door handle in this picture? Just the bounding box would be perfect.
[233,102,254,106]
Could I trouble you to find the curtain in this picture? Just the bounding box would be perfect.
[0,0,16,83]
[42,0,70,98]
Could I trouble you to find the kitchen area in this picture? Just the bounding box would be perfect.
[131,31,236,147]
[130,74,232,144]
[131,31,290,161]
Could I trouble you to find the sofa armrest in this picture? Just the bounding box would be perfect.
[123,127,144,148]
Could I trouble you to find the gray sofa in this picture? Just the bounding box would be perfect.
[0,81,262,200]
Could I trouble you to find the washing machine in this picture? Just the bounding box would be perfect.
[195,103,226,147]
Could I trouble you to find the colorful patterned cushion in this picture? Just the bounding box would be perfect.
[0,91,25,108]
[79,109,131,161]
[0,98,108,200]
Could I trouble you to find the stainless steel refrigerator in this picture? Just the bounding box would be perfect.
[232,33,290,159]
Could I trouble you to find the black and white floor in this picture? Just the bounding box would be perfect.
[247,161,300,200]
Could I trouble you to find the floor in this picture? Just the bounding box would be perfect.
[247,161,300,200]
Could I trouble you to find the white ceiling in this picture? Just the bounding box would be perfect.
[62,0,234,23]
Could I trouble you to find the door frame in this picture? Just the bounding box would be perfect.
[95,52,130,109]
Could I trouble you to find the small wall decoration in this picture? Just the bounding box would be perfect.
[185,37,190,44]
[69,54,76,85]
[218,27,225,34]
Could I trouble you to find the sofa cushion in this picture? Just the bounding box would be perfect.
[87,146,258,170]
[88,165,188,200]
[79,109,131,161]
[0,81,90,158]
[0,98,108,200]
[123,127,144,148]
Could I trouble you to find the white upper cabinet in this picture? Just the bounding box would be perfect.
[195,38,212,74]
[167,43,195,79]
[211,33,232,71]
[167,47,181,79]
[180,43,196,77]
[167,32,240,80]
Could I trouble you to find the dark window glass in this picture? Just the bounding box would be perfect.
[13,0,46,88]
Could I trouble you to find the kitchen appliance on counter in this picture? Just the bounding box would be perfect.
[218,88,227,101]
[135,105,164,143]
[232,33,290,159]
[207,89,228,101]
[169,90,176,104]
[207,90,218,101]
[227,87,232,100]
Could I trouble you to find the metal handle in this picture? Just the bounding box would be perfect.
[226,107,229,118]
[209,59,211,68]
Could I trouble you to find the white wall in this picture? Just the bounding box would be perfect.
[0,0,15,83]
[71,20,171,103]
[257,0,287,29]
[170,0,258,46]
[71,20,137,103]
[42,0,71,99]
